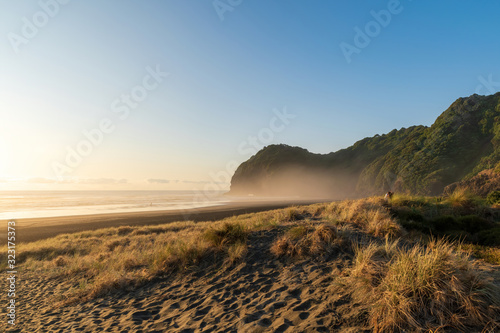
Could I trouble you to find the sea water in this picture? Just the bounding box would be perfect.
[0,190,228,219]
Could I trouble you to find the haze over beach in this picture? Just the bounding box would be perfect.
[2,1,500,332]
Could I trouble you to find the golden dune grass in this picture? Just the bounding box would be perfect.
[270,224,340,258]
[346,238,500,332]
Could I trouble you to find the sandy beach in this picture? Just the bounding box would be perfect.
[3,199,330,243]
[3,198,499,332]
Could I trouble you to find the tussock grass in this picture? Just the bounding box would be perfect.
[322,198,403,237]
[346,238,500,332]
[273,206,306,222]
[270,224,340,258]
[446,187,483,208]
[226,242,248,265]
[203,222,247,248]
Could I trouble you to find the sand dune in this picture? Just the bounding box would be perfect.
[9,228,363,332]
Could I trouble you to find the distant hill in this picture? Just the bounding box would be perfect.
[229,93,500,197]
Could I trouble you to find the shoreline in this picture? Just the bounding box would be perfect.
[3,199,331,243]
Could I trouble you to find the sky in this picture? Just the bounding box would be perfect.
[1,0,500,191]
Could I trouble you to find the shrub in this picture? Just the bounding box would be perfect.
[399,219,430,233]
[457,215,494,234]
[476,227,500,246]
[390,194,432,208]
[393,207,425,223]
[431,215,461,233]
[486,190,500,205]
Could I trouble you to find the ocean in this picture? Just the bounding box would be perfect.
[0,190,229,220]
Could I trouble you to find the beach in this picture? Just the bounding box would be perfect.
[2,197,499,332]
[3,199,329,243]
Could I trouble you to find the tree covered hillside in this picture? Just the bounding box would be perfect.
[230,93,500,197]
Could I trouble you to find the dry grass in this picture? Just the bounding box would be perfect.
[459,243,500,265]
[273,206,306,222]
[2,219,252,305]
[270,224,339,258]
[322,198,403,237]
[345,238,500,332]
[203,222,248,265]
[446,187,481,208]
[0,206,311,304]
[203,222,247,248]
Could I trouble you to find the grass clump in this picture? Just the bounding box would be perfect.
[150,239,214,276]
[323,198,403,237]
[446,188,482,208]
[476,227,500,247]
[273,206,305,222]
[203,222,247,248]
[346,239,500,332]
[271,224,339,258]
[459,243,500,265]
[203,222,249,266]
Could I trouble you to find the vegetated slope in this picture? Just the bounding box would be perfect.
[444,168,500,197]
[230,93,500,197]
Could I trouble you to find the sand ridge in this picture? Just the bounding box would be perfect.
[7,227,366,333]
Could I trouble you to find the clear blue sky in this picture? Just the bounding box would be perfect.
[1,0,499,190]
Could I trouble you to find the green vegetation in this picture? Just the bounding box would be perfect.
[487,190,500,205]
[389,191,500,248]
[230,93,500,196]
